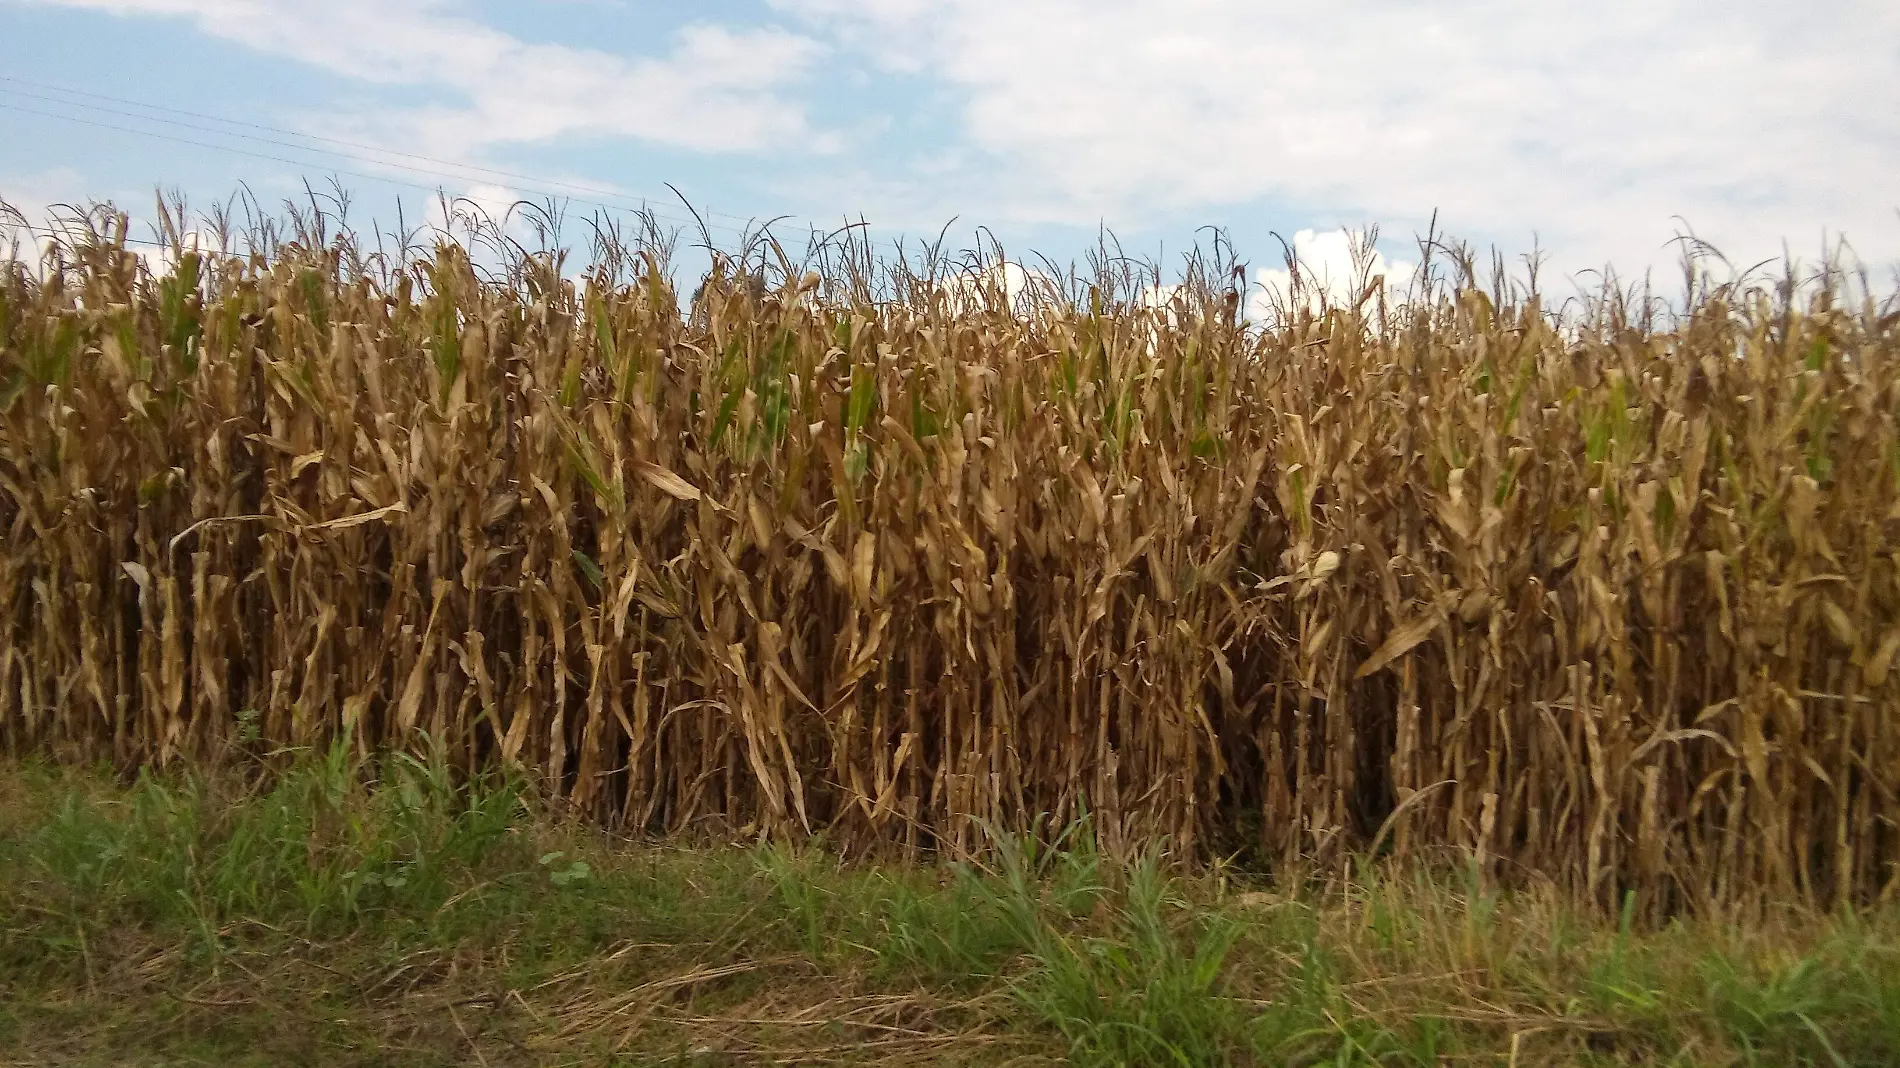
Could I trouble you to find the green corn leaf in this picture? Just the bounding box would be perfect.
[570,550,604,590]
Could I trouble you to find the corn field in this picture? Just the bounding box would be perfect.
[3,202,1898,911]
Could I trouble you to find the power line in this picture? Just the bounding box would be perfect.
[0,99,752,239]
[0,75,776,231]
[0,95,853,249]
[0,84,649,212]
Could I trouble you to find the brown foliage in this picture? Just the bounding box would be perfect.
[3,205,1897,910]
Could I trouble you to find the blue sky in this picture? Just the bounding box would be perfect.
[3,0,1896,301]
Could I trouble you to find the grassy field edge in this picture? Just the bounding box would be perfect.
[4,752,1898,1067]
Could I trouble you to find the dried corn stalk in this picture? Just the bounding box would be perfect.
[1,205,1895,911]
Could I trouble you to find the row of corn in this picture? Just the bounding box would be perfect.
[2,208,1896,910]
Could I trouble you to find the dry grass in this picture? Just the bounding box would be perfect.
[2,197,1898,911]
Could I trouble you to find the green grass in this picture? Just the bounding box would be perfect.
[3,753,1898,1067]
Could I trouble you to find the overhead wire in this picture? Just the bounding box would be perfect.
[0,75,774,232]
[0,87,854,250]
[0,100,740,239]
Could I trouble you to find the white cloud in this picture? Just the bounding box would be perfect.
[776,0,1900,277]
[27,0,823,158]
[1252,228,1415,321]
[2,167,115,265]
[0,166,90,220]
[425,182,530,235]
[938,259,1058,314]
[1139,282,1180,309]
[1,169,197,277]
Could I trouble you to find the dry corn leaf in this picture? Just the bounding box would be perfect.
[306,501,409,532]
[636,461,700,501]
[1865,629,1900,688]
[1354,613,1441,679]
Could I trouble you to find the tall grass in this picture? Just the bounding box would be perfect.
[2,198,1897,911]
[5,741,526,945]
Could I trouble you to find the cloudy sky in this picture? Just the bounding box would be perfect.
[2,0,1895,297]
